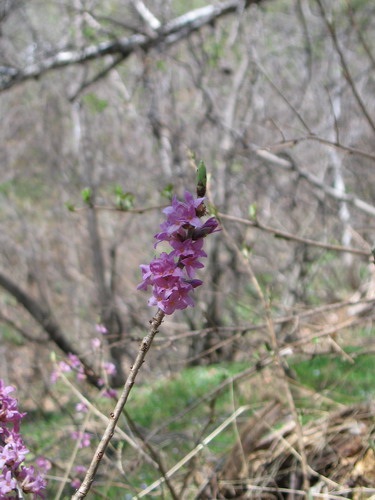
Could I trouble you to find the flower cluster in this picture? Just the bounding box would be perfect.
[138,191,219,314]
[0,380,46,499]
[51,351,117,392]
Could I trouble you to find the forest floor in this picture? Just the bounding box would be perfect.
[22,339,375,499]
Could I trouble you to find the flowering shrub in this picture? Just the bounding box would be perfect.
[50,341,118,393]
[138,190,219,314]
[0,380,46,498]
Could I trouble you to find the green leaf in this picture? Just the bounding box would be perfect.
[64,202,76,212]
[115,191,135,210]
[161,184,174,201]
[264,342,272,352]
[82,26,97,40]
[81,187,92,204]
[197,160,207,197]
[113,184,125,197]
[82,93,109,114]
[156,59,166,71]
[248,203,257,220]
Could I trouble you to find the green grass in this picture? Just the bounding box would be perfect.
[18,348,375,498]
[126,362,250,429]
[291,349,375,404]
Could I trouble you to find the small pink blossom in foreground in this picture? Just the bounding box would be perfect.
[35,458,51,472]
[138,190,219,314]
[0,380,46,498]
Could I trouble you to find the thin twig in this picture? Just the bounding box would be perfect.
[73,203,167,213]
[133,405,252,499]
[220,223,310,490]
[124,411,180,500]
[315,0,375,134]
[155,297,375,344]
[346,1,375,69]
[71,308,165,499]
[54,407,94,500]
[57,352,155,464]
[270,136,375,163]
[217,212,371,257]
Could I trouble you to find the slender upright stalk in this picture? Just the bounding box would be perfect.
[71,308,165,500]
[220,223,310,490]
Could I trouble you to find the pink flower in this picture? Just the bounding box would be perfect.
[75,403,88,413]
[91,338,101,349]
[58,361,72,373]
[103,362,117,376]
[68,354,82,370]
[71,431,92,448]
[0,380,47,498]
[95,324,108,334]
[35,457,51,472]
[138,190,219,315]
[74,465,86,475]
[76,366,86,381]
[50,371,59,384]
[71,478,81,489]
[101,388,117,399]
[18,465,46,497]
[0,469,16,495]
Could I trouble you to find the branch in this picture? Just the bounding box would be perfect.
[0,271,100,387]
[217,212,371,256]
[272,136,375,163]
[0,0,264,92]
[314,0,375,135]
[0,310,46,343]
[253,148,375,218]
[0,271,76,354]
[130,0,161,31]
[134,404,253,499]
[220,225,310,490]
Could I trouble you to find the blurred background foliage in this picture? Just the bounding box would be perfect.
[0,0,375,497]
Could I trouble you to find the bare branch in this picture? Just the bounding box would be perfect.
[130,0,161,31]
[0,0,264,92]
[253,149,375,218]
[0,311,46,343]
[315,0,375,135]
[272,136,375,163]
[217,212,371,257]
[0,271,100,387]
[0,271,76,355]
